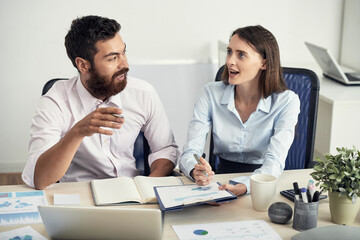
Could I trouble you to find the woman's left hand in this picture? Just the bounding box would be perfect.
[218,183,247,196]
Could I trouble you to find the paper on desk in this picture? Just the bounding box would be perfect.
[54,193,80,205]
[156,182,232,209]
[0,190,47,226]
[0,226,47,240]
[172,220,282,240]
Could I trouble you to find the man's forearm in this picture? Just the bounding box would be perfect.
[34,128,83,189]
[149,158,175,177]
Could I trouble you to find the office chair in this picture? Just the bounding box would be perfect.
[209,66,319,171]
[42,78,152,176]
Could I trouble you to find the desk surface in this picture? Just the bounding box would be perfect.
[1,169,360,240]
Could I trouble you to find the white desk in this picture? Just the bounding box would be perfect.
[1,169,359,239]
[313,70,360,158]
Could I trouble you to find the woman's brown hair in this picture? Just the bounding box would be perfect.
[221,25,287,98]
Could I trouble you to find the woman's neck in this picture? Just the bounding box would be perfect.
[234,82,261,123]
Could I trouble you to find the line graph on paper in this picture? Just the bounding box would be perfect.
[0,191,47,226]
[156,182,233,209]
[172,220,282,240]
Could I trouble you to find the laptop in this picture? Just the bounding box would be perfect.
[38,205,163,240]
[305,42,360,85]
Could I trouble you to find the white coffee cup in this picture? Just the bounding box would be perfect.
[250,174,277,212]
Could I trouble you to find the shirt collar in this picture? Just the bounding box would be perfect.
[220,84,272,113]
[258,96,271,113]
[76,76,122,112]
[220,84,235,109]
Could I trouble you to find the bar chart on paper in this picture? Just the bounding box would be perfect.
[172,220,282,240]
[0,191,47,226]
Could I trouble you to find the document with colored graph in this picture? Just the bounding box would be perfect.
[0,191,47,226]
[154,182,236,211]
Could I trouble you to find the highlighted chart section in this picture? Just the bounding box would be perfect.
[0,191,47,226]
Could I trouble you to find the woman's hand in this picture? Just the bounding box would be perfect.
[190,157,214,186]
[218,183,247,196]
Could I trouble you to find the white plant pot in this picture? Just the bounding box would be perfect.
[328,191,360,225]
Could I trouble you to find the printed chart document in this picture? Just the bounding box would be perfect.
[154,182,237,211]
[0,191,48,226]
[0,226,47,240]
[91,176,183,205]
[172,220,282,240]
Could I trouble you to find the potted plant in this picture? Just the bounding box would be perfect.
[310,146,360,225]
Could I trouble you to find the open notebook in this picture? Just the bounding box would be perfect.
[90,176,183,205]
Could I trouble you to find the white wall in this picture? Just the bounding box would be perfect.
[340,0,360,70]
[0,0,344,172]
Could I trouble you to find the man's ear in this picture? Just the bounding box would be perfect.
[75,57,91,73]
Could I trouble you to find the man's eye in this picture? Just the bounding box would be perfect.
[110,56,117,61]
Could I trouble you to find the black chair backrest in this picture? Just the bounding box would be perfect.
[209,66,319,171]
[41,78,151,176]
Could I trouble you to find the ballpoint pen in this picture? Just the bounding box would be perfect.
[193,154,208,178]
[112,113,124,118]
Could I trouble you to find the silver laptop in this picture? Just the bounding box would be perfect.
[305,42,360,85]
[38,205,163,240]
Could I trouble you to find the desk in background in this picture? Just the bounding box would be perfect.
[1,169,359,240]
[314,74,360,158]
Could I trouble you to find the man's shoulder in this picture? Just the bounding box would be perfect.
[44,76,77,94]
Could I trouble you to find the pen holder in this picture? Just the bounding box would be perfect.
[292,200,319,231]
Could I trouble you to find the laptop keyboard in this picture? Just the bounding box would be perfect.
[345,73,360,82]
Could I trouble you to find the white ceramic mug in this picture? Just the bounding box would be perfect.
[250,174,277,212]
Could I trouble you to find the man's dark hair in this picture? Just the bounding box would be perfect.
[65,15,121,70]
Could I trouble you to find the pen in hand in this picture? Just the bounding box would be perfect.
[193,154,208,178]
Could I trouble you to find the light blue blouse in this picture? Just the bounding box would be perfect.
[179,81,300,193]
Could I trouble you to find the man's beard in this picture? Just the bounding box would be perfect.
[87,66,129,100]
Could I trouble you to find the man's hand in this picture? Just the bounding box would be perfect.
[218,183,247,196]
[74,107,125,137]
[34,107,125,189]
[191,157,214,186]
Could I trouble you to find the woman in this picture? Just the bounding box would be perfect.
[179,25,300,196]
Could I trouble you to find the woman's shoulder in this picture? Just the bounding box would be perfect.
[273,89,298,100]
[271,90,300,107]
[201,81,227,92]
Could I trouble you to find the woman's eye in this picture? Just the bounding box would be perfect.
[238,52,245,58]
[227,49,232,55]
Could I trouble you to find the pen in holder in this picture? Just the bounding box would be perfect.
[292,199,319,231]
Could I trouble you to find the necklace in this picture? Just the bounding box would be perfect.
[235,104,251,122]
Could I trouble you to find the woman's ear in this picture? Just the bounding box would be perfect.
[75,57,91,73]
[261,59,267,70]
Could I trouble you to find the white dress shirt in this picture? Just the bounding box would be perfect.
[179,82,300,193]
[23,76,179,187]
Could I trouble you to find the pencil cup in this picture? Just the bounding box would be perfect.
[292,200,319,231]
[250,174,277,212]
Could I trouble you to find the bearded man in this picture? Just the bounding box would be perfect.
[22,15,179,189]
